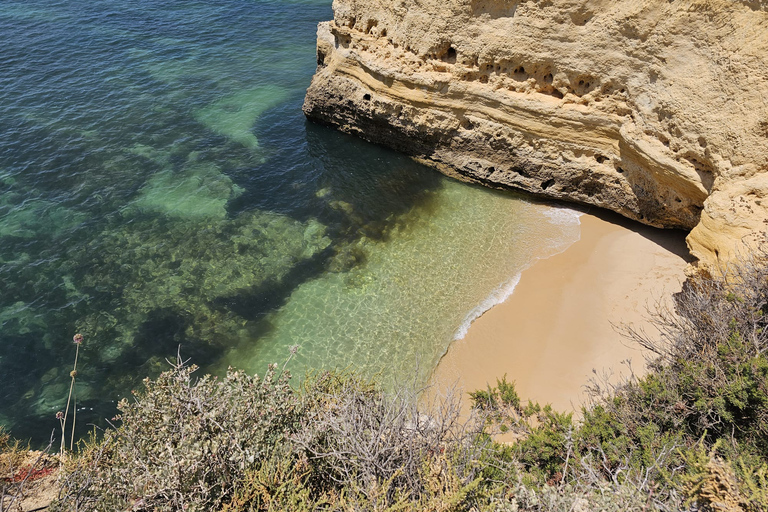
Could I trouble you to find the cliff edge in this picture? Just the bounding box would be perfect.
[303,0,768,268]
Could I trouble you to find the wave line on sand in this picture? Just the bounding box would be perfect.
[452,207,583,340]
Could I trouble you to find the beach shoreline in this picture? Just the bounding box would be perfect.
[428,209,691,413]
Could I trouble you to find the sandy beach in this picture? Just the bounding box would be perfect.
[428,209,692,413]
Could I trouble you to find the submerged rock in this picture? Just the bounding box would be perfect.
[2,207,332,420]
[303,0,768,269]
[129,161,244,220]
[74,210,332,354]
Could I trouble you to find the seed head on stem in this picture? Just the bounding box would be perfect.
[61,333,83,458]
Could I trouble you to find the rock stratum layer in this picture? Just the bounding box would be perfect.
[303,0,768,267]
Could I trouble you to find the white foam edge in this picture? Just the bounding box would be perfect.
[452,206,584,341]
[542,205,584,225]
[452,271,523,340]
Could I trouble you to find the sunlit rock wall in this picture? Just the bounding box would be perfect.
[303,0,768,268]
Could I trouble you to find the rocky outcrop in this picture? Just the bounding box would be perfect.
[303,0,768,268]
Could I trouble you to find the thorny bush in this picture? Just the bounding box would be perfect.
[52,359,300,511]
[292,370,491,508]
[51,361,506,512]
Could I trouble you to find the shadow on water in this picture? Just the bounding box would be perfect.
[0,104,448,448]
[213,245,337,321]
[0,0,453,447]
[228,103,444,244]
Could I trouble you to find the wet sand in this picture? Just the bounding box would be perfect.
[428,209,691,413]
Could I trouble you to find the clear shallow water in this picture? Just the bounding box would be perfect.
[0,0,580,444]
[220,182,580,385]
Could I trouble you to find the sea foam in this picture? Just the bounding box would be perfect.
[452,206,583,340]
[453,272,523,340]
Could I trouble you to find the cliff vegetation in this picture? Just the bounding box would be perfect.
[2,240,768,511]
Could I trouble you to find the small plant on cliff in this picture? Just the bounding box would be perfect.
[1,428,56,512]
[57,333,83,458]
[0,427,27,511]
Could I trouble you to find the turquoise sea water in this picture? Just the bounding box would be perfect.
[0,0,581,444]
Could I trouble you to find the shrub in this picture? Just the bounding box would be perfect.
[469,374,521,412]
[1,428,56,512]
[51,363,513,511]
[292,370,493,510]
[1,427,28,511]
[52,359,300,511]
[619,241,768,453]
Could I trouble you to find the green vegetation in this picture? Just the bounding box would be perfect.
[1,426,29,509]
[480,240,768,510]
[50,355,498,511]
[1,426,57,512]
[6,242,768,510]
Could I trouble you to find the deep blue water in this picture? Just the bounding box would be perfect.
[0,0,581,446]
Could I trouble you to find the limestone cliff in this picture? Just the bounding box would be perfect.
[303,0,768,268]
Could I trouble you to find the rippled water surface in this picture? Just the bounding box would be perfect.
[0,0,580,444]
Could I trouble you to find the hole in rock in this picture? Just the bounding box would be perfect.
[541,178,555,190]
[570,10,593,26]
[363,93,371,101]
[594,155,608,164]
[446,46,457,63]
[549,89,564,99]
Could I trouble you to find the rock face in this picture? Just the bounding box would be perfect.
[303,0,768,268]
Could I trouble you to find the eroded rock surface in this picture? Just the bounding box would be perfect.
[303,0,768,268]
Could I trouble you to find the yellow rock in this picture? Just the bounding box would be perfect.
[303,0,768,270]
